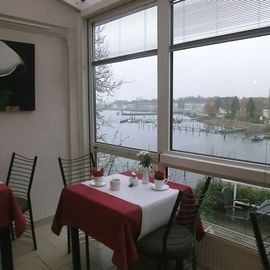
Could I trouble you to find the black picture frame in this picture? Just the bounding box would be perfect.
[0,39,35,111]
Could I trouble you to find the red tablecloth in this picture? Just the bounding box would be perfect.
[52,184,141,269]
[51,173,204,270]
[0,184,26,237]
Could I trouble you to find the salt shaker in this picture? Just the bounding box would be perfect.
[129,171,138,186]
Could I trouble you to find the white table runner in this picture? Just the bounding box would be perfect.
[82,174,178,239]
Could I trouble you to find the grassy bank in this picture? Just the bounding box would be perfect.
[200,116,266,135]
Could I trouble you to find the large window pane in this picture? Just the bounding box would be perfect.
[172,35,270,164]
[94,6,157,61]
[96,152,156,176]
[168,167,270,241]
[95,56,157,151]
[96,152,138,175]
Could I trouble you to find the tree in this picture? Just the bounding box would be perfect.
[204,100,216,117]
[94,26,128,174]
[230,96,240,118]
[214,97,222,113]
[246,97,255,120]
[94,25,123,142]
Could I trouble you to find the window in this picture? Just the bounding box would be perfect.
[171,0,270,166]
[88,0,270,251]
[94,7,157,61]
[172,35,270,164]
[96,152,138,176]
[169,0,270,247]
[168,167,270,243]
[94,56,157,151]
[172,0,270,44]
[91,6,157,152]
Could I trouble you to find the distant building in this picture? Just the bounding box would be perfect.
[263,109,270,120]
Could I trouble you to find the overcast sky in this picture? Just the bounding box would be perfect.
[97,8,270,102]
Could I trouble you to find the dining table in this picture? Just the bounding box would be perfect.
[0,182,26,270]
[51,171,204,270]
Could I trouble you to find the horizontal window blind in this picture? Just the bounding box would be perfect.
[171,0,270,44]
[94,6,157,61]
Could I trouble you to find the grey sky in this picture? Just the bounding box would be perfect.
[98,7,270,102]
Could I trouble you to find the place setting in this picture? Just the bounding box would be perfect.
[150,170,170,191]
[89,167,106,187]
[88,167,121,191]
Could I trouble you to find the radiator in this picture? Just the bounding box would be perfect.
[197,234,261,270]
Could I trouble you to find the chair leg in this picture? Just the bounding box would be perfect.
[0,226,14,270]
[28,203,37,250]
[176,259,184,270]
[191,250,197,270]
[67,226,71,254]
[85,234,90,270]
[158,257,167,270]
[9,221,15,240]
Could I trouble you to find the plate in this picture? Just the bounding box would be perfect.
[150,183,169,191]
[89,180,106,187]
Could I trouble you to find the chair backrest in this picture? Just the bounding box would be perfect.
[250,202,270,270]
[6,152,38,200]
[163,176,211,251]
[259,199,270,209]
[222,187,233,206]
[58,153,96,186]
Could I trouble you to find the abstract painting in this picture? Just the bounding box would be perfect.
[0,39,35,111]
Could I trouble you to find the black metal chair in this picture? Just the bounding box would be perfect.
[58,152,96,270]
[250,201,270,270]
[222,187,251,221]
[136,176,211,270]
[6,152,38,250]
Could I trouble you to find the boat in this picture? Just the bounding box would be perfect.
[251,135,264,142]
[120,119,128,123]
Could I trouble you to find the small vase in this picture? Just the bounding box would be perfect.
[142,167,149,184]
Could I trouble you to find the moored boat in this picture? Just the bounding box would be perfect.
[251,135,264,142]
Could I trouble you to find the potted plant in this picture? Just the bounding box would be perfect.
[137,151,152,184]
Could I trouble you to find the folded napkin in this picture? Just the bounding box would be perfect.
[154,170,164,180]
[91,167,104,177]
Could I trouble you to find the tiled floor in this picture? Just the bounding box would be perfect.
[10,218,200,270]
[12,218,116,270]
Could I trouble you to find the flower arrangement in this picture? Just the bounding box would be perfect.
[91,167,104,177]
[154,170,164,180]
[137,150,152,168]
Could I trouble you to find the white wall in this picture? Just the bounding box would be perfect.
[0,0,85,220]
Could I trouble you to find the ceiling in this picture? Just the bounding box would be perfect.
[61,0,124,11]
[61,0,100,10]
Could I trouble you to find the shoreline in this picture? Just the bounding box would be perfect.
[199,116,265,135]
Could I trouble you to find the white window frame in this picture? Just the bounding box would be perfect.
[88,1,159,163]
[88,0,270,189]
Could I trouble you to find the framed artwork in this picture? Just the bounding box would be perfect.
[0,39,35,111]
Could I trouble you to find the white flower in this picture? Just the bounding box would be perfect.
[137,150,149,157]
[137,150,152,168]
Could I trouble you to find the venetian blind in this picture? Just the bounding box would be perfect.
[171,0,270,44]
[94,6,157,61]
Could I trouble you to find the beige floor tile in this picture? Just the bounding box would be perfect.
[43,232,68,249]
[14,257,50,270]
[89,246,115,270]
[35,222,54,238]
[37,246,72,270]
[8,219,205,270]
